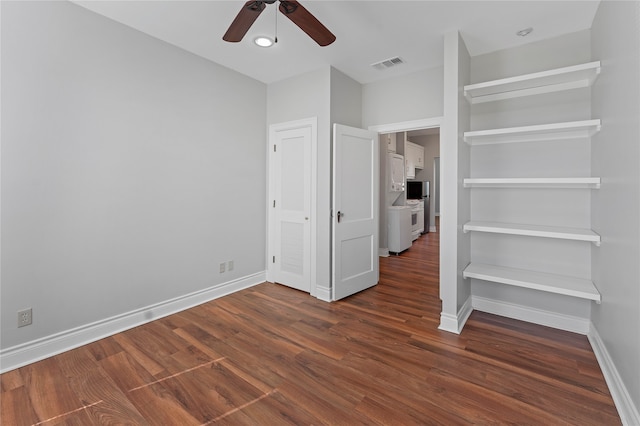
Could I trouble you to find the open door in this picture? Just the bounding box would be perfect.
[332,124,379,300]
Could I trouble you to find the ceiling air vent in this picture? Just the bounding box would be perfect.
[371,56,405,71]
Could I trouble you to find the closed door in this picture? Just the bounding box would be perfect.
[332,124,379,300]
[268,119,315,292]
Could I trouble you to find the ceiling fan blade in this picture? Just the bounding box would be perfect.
[279,1,336,46]
[223,1,266,42]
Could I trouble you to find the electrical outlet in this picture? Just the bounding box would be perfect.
[18,308,32,327]
[228,260,234,271]
[219,262,225,273]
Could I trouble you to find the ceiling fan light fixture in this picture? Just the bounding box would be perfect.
[254,36,274,47]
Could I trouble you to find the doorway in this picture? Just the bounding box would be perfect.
[405,127,440,235]
[369,117,442,257]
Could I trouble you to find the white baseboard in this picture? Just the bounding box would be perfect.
[438,296,473,334]
[314,285,331,302]
[471,295,590,334]
[0,272,266,374]
[378,248,390,257]
[588,324,640,426]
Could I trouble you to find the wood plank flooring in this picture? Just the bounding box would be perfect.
[1,228,621,425]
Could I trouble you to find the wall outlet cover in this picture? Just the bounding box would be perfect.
[18,308,32,327]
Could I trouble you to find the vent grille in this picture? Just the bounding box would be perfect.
[371,56,405,70]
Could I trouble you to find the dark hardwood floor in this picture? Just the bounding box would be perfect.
[1,226,621,425]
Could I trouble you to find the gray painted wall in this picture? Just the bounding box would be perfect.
[362,67,443,129]
[1,1,267,350]
[266,67,332,294]
[591,0,640,417]
[330,67,362,129]
[454,35,472,314]
[439,31,471,332]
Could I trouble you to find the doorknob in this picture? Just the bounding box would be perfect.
[337,211,343,223]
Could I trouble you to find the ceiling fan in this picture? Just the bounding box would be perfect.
[223,0,336,47]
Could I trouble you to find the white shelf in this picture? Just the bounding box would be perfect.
[463,263,601,303]
[463,177,600,189]
[464,119,601,145]
[464,61,601,104]
[463,221,601,246]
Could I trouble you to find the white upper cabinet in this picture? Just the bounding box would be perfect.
[414,142,424,169]
[404,140,424,179]
[405,152,415,179]
[385,133,397,153]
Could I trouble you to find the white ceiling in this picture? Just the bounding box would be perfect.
[73,0,600,85]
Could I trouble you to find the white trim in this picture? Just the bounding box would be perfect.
[471,295,590,334]
[588,324,640,426]
[438,296,473,334]
[368,117,443,134]
[378,248,390,257]
[429,225,437,233]
[314,285,331,302]
[0,272,265,374]
[438,313,460,334]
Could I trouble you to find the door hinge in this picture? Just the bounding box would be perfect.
[273,144,277,152]
[273,200,276,208]
[272,256,276,263]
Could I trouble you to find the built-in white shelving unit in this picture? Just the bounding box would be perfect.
[463,221,601,245]
[463,177,600,189]
[463,263,601,303]
[463,61,601,104]
[463,61,602,306]
[463,119,601,145]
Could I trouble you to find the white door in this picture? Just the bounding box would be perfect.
[332,124,379,300]
[269,119,315,292]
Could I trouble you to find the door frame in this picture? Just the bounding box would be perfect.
[368,117,442,136]
[266,117,318,292]
[369,116,443,283]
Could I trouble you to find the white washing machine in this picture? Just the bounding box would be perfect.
[388,206,412,254]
